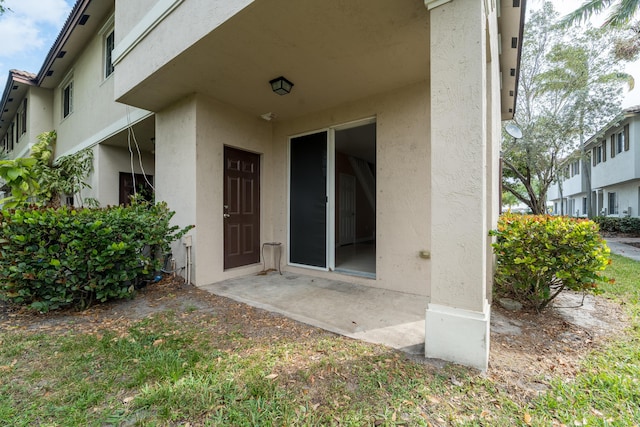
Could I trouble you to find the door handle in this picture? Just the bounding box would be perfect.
[223,213,231,218]
[223,205,230,218]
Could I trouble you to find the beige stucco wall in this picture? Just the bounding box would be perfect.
[8,87,54,159]
[114,0,157,41]
[53,13,136,157]
[429,0,491,313]
[193,95,273,284]
[155,96,199,280]
[28,87,54,142]
[156,94,273,284]
[272,81,431,296]
[156,82,431,295]
[113,0,253,100]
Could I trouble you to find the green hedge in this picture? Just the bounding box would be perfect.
[0,202,192,311]
[490,214,610,311]
[593,216,640,235]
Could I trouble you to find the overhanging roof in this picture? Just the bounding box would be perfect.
[0,70,36,137]
[498,0,527,120]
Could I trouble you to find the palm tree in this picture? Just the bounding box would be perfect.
[560,0,640,27]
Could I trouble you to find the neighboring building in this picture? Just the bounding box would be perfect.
[549,106,640,218]
[0,0,526,370]
[548,154,590,217]
[0,70,53,162]
[0,0,155,207]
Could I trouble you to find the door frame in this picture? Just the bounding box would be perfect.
[287,116,376,272]
[223,145,262,270]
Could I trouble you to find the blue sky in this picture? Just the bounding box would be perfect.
[0,0,74,79]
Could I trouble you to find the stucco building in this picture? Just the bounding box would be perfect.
[0,0,526,370]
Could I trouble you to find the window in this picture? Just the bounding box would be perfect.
[593,145,603,165]
[104,30,115,78]
[21,98,27,134]
[608,192,618,215]
[8,122,14,152]
[570,160,580,177]
[63,80,73,118]
[624,124,630,151]
[616,132,624,154]
[611,131,624,157]
[582,197,587,216]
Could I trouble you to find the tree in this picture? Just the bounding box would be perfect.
[0,131,93,208]
[560,0,640,27]
[561,0,640,61]
[502,2,631,214]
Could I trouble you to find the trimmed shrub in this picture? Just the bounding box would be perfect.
[0,202,192,311]
[593,216,640,236]
[490,214,611,311]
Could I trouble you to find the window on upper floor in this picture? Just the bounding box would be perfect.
[570,160,580,177]
[8,122,14,152]
[21,98,27,135]
[611,131,624,157]
[63,79,73,118]
[105,30,115,78]
[616,132,624,154]
[610,124,631,158]
[593,145,602,165]
[100,16,115,80]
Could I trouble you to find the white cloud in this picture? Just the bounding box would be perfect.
[0,0,73,74]
[3,0,71,26]
[0,16,43,56]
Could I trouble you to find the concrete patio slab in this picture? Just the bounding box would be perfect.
[201,272,427,354]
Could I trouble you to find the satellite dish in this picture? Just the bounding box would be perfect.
[505,123,523,139]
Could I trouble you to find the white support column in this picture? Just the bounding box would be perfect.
[426,0,494,371]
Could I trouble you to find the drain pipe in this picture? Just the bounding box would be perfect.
[184,235,193,285]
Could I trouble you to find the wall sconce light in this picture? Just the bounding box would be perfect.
[269,76,294,95]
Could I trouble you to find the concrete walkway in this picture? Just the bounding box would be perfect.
[605,237,640,262]
[201,238,639,357]
[202,272,427,354]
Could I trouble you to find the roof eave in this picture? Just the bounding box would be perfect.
[35,0,90,85]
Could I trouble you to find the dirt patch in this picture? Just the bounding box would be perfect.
[489,292,626,399]
[0,276,628,402]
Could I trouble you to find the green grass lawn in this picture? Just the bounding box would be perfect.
[0,254,638,426]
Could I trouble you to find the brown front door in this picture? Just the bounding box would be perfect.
[224,146,260,269]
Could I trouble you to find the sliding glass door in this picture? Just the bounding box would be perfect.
[289,131,328,268]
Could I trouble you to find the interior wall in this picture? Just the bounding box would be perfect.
[335,151,375,242]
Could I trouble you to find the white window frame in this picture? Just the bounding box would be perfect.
[616,131,624,155]
[62,80,73,118]
[99,15,115,79]
[60,71,74,120]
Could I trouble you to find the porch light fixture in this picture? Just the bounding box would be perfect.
[269,76,294,95]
